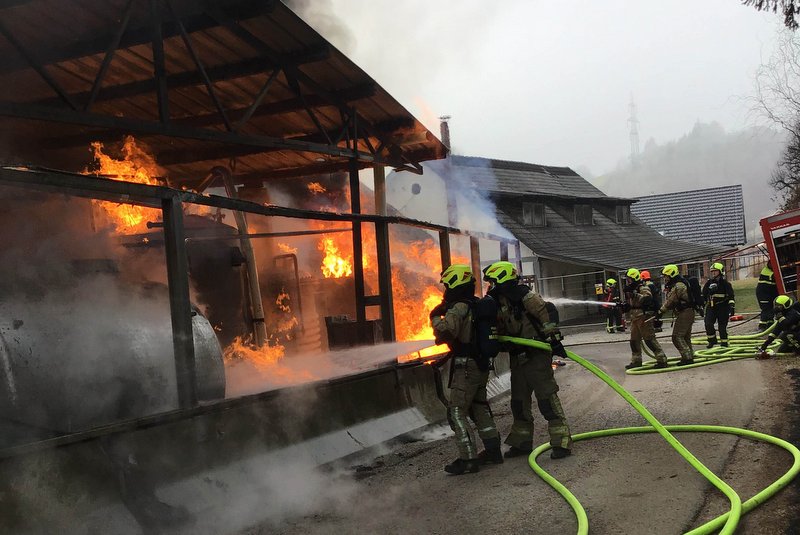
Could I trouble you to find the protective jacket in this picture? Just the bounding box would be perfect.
[492,285,551,342]
[603,284,620,306]
[431,301,474,357]
[661,278,691,313]
[625,281,656,320]
[761,302,800,351]
[702,276,735,310]
[756,266,778,303]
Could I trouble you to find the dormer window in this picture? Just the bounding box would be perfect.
[523,202,546,227]
[575,204,592,225]
[616,205,631,224]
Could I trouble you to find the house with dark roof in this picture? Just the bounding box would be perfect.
[631,185,746,247]
[387,155,730,320]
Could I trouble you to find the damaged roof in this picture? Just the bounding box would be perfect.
[449,156,727,269]
[0,0,446,190]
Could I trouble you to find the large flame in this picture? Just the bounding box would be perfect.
[85,137,163,234]
[319,236,353,278]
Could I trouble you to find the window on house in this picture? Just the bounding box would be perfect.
[522,202,546,227]
[575,204,593,225]
[616,204,631,224]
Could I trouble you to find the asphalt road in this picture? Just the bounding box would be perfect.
[252,332,800,535]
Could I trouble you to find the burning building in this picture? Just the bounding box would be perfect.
[0,1,520,531]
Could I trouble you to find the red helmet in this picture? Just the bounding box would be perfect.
[640,270,651,281]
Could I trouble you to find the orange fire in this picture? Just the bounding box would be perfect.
[307,182,326,194]
[319,236,353,278]
[85,137,163,234]
[277,242,298,255]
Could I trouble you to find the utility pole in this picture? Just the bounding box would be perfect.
[628,95,640,166]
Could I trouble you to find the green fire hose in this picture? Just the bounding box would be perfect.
[497,335,800,535]
[631,319,785,375]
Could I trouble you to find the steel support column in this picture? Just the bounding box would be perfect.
[349,158,366,324]
[375,221,395,342]
[373,165,386,216]
[438,230,451,270]
[469,236,482,297]
[500,242,509,261]
[161,195,197,409]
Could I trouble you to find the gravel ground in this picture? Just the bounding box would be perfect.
[241,317,800,535]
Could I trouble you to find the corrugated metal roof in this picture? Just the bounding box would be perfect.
[446,156,727,269]
[0,0,446,190]
[631,185,746,247]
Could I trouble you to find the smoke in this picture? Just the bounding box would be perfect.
[284,0,356,54]
[385,159,514,238]
[225,340,433,397]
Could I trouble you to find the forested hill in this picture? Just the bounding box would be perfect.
[592,122,785,241]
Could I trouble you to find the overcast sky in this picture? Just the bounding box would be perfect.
[296,0,783,175]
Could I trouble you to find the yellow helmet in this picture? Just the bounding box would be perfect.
[710,262,724,273]
[482,261,518,285]
[440,264,474,289]
[662,264,679,278]
[625,268,641,281]
[774,294,793,311]
[606,278,617,286]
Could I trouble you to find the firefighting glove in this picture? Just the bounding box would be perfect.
[729,306,735,317]
[429,302,447,319]
[550,339,568,359]
[542,322,561,339]
[655,309,663,320]
[759,334,775,353]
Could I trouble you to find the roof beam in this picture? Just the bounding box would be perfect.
[40,82,375,149]
[34,46,329,109]
[155,116,415,166]
[0,100,410,167]
[0,0,278,74]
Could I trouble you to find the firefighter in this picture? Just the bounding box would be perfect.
[756,261,778,332]
[658,264,695,365]
[757,295,800,358]
[702,262,735,348]
[623,268,668,369]
[641,270,663,332]
[429,264,502,475]
[482,261,572,460]
[603,278,625,333]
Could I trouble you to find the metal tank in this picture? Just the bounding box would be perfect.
[0,274,225,449]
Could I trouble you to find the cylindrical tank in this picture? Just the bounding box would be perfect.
[0,275,225,448]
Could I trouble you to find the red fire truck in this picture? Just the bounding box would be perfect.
[760,208,800,296]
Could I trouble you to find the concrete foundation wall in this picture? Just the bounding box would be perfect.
[0,354,511,533]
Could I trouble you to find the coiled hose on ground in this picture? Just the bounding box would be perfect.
[497,334,800,535]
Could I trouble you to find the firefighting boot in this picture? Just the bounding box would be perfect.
[550,447,572,460]
[677,359,695,366]
[444,458,480,475]
[504,446,533,459]
[652,361,669,369]
[706,338,716,349]
[477,437,504,465]
[720,340,729,348]
[625,361,642,370]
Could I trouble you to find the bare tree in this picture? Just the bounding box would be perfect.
[753,29,800,207]
[743,0,800,30]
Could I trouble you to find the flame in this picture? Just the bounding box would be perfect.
[307,182,326,194]
[277,242,298,255]
[319,236,353,278]
[85,137,163,234]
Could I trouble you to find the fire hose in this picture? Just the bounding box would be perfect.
[629,319,787,375]
[497,335,800,535]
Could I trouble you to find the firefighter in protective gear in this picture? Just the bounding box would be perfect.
[640,270,663,332]
[430,264,501,475]
[623,268,668,369]
[702,262,735,348]
[757,295,800,359]
[482,261,572,460]
[659,264,695,365]
[603,278,625,333]
[756,261,778,332]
